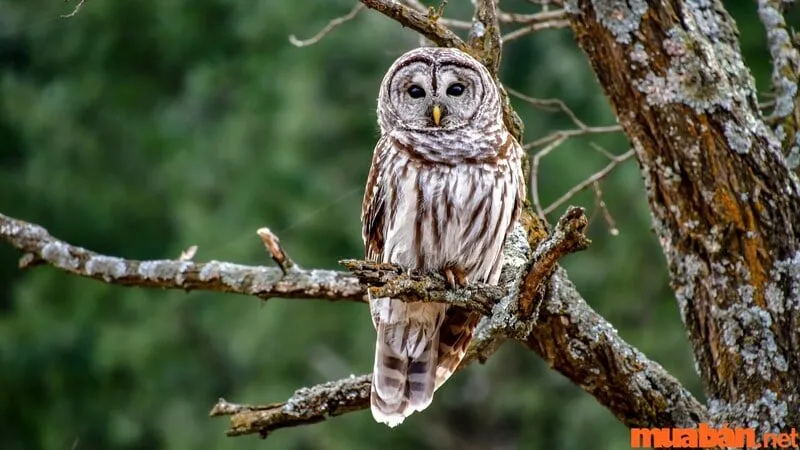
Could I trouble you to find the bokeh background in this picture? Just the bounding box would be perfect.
[0,1,791,448]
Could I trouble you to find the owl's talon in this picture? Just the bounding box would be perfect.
[443,266,468,289]
[444,268,456,289]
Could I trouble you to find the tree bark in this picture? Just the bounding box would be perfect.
[568,0,800,431]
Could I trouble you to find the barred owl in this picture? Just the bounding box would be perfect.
[362,47,525,427]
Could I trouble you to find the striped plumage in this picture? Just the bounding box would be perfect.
[362,47,524,427]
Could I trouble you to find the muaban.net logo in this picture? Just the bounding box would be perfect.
[631,423,799,448]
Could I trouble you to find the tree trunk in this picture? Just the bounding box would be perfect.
[569,0,800,431]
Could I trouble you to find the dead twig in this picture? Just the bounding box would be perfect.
[289,3,365,47]
[543,149,635,216]
[61,0,86,18]
[257,228,295,275]
[530,134,569,219]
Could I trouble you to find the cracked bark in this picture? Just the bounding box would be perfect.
[568,0,800,432]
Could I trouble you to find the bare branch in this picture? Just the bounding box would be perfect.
[497,9,567,24]
[543,149,635,216]
[588,181,619,236]
[288,3,365,47]
[211,376,372,437]
[359,0,467,50]
[0,212,366,303]
[61,0,86,18]
[0,207,707,436]
[502,18,570,42]
[514,87,624,222]
[530,134,569,219]
[525,125,622,150]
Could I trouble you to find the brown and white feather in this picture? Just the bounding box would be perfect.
[362,47,524,427]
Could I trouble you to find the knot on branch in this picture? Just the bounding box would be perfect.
[517,206,590,319]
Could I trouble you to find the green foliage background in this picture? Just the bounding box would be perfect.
[0,1,790,448]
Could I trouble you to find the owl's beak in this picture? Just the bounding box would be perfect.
[432,104,442,126]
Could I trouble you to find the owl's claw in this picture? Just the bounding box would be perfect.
[443,266,469,289]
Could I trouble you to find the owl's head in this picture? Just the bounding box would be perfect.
[377,47,501,133]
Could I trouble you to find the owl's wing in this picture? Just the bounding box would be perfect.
[361,135,391,263]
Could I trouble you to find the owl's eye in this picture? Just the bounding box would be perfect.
[407,85,426,99]
[446,83,466,97]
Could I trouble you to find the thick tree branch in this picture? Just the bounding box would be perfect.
[0,207,707,437]
[523,267,707,428]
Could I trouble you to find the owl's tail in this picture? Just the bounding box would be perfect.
[434,308,481,389]
[370,299,445,428]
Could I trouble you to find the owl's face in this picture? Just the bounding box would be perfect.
[378,48,497,132]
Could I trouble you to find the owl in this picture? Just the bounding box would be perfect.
[361,47,525,427]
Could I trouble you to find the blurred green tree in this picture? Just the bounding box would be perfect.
[0,0,797,449]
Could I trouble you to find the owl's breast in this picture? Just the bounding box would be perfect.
[382,155,517,284]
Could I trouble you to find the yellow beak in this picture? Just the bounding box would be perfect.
[432,105,441,126]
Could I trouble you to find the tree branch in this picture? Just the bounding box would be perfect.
[0,206,706,436]
[522,266,708,428]
[358,0,467,51]
[288,3,365,48]
[757,0,800,170]
[0,212,365,303]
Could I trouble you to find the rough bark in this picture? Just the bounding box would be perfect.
[568,0,800,432]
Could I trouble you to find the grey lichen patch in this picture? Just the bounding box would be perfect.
[724,121,752,154]
[635,36,733,114]
[489,223,532,337]
[673,254,704,324]
[41,241,80,270]
[787,137,800,170]
[0,220,22,237]
[629,42,649,65]
[591,0,648,44]
[765,251,800,312]
[470,21,485,39]
[708,389,788,433]
[85,256,127,282]
[715,302,788,380]
[137,260,191,283]
[636,14,784,158]
[683,0,721,39]
[283,374,371,418]
[198,260,223,282]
